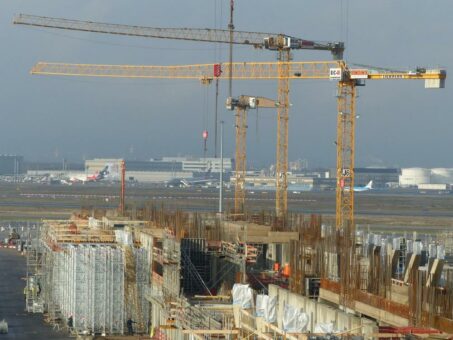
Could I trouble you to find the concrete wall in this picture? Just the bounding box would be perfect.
[320,288,409,328]
[269,284,375,334]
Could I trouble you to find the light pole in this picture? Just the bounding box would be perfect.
[219,120,224,215]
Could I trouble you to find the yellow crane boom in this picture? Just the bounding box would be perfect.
[30,61,340,80]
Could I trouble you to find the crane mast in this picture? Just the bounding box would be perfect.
[275,49,291,221]
[234,105,246,215]
[228,0,234,98]
[227,95,278,216]
[336,80,357,308]
[335,80,356,232]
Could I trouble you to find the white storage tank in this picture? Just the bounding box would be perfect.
[399,168,431,187]
[431,168,453,184]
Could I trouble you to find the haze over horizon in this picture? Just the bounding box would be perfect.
[2,1,452,168]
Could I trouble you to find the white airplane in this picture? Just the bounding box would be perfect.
[353,180,373,192]
[165,166,216,188]
[65,165,111,184]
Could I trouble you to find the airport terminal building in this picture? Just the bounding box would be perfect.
[85,157,233,183]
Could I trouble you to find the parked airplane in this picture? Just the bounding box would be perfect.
[65,165,110,184]
[166,176,218,188]
[353,180,373,192]
[165,166,219,188]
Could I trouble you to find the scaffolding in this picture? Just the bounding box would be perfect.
[25,230,45,313]
[37,228,125,335]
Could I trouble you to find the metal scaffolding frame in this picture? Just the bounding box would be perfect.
[42,244,125,334]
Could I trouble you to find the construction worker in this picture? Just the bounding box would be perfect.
[126,318,136,335]
[67,315,73,333]
[149,321,154,338]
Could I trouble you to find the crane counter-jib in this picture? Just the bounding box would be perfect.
[366,71,446,89]
[347,68,446,88]
[30,61,343,80]
[368,73,446,80]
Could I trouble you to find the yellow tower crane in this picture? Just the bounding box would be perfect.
[14,13,344,221]
[226,95,279,216]
[28,61,445,236]
[334,66,445,308]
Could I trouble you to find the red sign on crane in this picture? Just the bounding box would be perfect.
[213,64,222,78]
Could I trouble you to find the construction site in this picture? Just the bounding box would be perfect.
[8,2,453,340]
[22,205,453,339]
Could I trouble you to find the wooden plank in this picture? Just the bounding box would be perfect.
[182,329,239,334]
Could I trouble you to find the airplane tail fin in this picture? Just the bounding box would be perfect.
[99,165,110,178]
[180,179,191,188]
[366,180,373,189]
[204,164,212,179]
[105,163,120,179]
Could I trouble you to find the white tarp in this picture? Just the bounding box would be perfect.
[264,296,277,323]
[114,230,133,246]
[256,294,277,323]
[0,320,8,334]
[256,294,266,317]
[88,217,100,228]
[232,284,253,309]
[314,322,335,334]
[282,304,309,333]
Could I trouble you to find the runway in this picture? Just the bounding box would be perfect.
[0,183,452,227]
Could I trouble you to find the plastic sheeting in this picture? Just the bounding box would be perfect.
[114,230,133,246]
[413,241,423,255]
[232,284,253,309]
[264,296,277,323]
[392,237,401,251]
[88,217,100,228]
[437,245,445,260]
[256,294,266,317]
[255,295,277,323]
[282,304,309,333]
[314,322,335,334]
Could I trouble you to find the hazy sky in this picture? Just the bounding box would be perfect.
[2,1,452,168]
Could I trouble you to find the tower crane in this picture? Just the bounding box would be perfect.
[226,95,279,216]
[28,60,445,233]
[14,13,345,221]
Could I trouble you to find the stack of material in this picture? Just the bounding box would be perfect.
[43,220,116,245]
